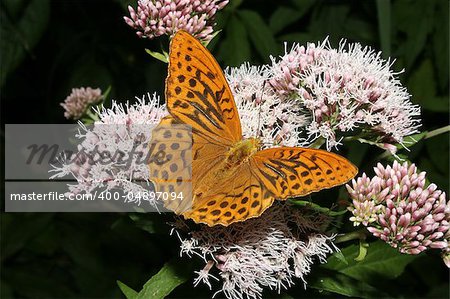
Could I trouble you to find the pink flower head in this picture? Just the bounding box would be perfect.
[61,87,102,120]
[51,93,168,201]
[269,40,421,149]
[347,161,449,266]
[172,203,336,299]
[124,0,228,41]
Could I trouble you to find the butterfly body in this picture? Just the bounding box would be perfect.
[193,138,259,197]
[149,31,358,226]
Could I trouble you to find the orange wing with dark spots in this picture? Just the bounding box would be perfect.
[250,148,358,199]
[183,163,275,226]
[166,30,242,145]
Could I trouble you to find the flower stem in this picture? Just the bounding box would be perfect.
[335,228,368,244]
[310,137,325,149]
[85,109,100,122]
[425,125,450,139]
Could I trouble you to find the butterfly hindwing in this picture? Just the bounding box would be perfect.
[149,116,194,213]
[251,147,358,199]
[184,163,275,226]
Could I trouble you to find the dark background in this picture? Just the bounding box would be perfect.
[1,0,449,298]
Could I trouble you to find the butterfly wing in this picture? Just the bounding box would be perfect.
[183,163,275,226]
[250,147,358,199]
[179,146,357,226]
[166,30,242,144]
[149,116,194,213]
[150,30,243,215]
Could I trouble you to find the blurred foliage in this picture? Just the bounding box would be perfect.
[1,0,448,298]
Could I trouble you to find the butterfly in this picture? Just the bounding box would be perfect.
[149,30,358,227]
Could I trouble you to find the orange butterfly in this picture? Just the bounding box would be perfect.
[149,30,357,226]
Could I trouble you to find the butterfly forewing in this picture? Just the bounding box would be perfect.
[167,31,242,144]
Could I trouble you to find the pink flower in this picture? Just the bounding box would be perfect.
[347,161,449,266]
[124,0,228,41]
[61,87,102,120]
[269,40,420,149]
[171,203,337,299]
[51,93,167,201]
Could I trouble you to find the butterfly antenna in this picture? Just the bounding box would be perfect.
[256,80,267,138]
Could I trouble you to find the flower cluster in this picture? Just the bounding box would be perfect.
[269,40,421,149]
[51,93,167,204]
[347,161,449,263]
[225,64,308,148]
[61,87,102,120]
[172,203,336,299]
[124,0,228,41]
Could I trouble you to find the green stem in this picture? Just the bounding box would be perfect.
[335,228,368,244]
[425,125,450,139]
[85,109,100,122]
[310,137,325,149]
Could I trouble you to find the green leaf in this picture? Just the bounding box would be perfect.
[308,4,350,43]
[324,241,417,282]
[227,0,243,10]
[343,18,376,43]
[136,259,191,299]
[376,0,391,57]
[117,281,138,299]
[1,280,13,299]
[238,10,279,62]
[4,266,75,298]
[334,251,349,266]
[99,86,112,110]
[290,0,316,11]
[419,96,450,113]
[354,241,369,262]
[344,140,369,167]
[129,214,169,234]
[1,214,54,261]
[408,59,435,98]
[407,59,449,112]
[145,49,168,63]
[310,269,384,298]
[396,131,427,149]
[219,15,250,66]
[1,0,50,86]
[269,1,315,34]
[431,0,449,91]
[277,32,311,44]
[425,132,449,175]
[393,0,434,68]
